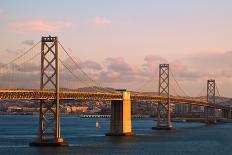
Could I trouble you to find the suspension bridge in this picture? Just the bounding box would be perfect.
[0,36,231,146]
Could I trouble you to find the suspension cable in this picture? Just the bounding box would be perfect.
[170,83,179,96]
[170,68,189,97]
[0,41,41,70]
[197,84,206,97]
[215,84,221,97]
[59,59,103,92]
[58,41,115,92]
[134,66,159,92]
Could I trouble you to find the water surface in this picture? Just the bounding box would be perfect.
[0,115,231,155]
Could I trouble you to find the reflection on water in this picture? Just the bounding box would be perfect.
[0,115,231,155]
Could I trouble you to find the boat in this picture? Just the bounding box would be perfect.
[96,121,101,128]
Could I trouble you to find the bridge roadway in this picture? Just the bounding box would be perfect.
[0,89,208,106]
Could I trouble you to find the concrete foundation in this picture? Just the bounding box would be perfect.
[106,92,135,136]
[30,138,68,147]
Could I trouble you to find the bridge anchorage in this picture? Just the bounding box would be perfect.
[152,64,173,130]
[30,36,68,146]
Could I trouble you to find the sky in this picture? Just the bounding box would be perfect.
[0,0,232,97]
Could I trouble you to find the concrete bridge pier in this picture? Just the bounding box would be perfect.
[106,91,135,136]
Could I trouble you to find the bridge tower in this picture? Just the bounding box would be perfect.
[205,79,216,123]
[153,64,173,130]
[30,36,67,146]
[207,79,216,105]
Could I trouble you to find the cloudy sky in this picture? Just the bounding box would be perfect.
[0,0,232,97]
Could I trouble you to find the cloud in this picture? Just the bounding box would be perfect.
[0,62,40,89]
[22,40,35,46]
[188,51,232,69]
[140,54,206,82]
[105,57,132,73]
[96,57,147,83]
[144,55,166,63]
[11,21,56,32]
[94,17,112,26]
[171,61,188,73]
[142,55,167,72]
[10,21,74,32]
[80,60,102,70]
[186,51,232,79]
[143,55,188,73]
[2,52,231,94]
[18,63,40,73]
[0,63,40,73]
[62,57,102,71]
[0,49,22,63]
[97,57,134,82]
[0,72,40,89]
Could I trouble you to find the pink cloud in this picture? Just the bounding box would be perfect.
[94,17,112,25]
[142,55,167,73]
[10,21,73,32]
[171,61,188,73]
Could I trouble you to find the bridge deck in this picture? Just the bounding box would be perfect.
[0,90,208,106]
[0,90,229,109]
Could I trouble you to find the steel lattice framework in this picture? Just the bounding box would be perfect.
[206,79,216,122]
[207,79,216,104]
[37,36,62,143]
[0,90,209,105]
[156,64,172,129]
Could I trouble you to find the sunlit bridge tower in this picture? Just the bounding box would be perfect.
[205,79,216,123]
[153,64,173,130]
[30,36,68,146]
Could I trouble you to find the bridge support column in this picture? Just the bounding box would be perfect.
[106,92,135,136]
[30,36,68,146]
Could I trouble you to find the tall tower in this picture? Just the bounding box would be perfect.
[207,79,216,105]
[205,79,216,123]
[153,64,173,130]
[30,36,67,146]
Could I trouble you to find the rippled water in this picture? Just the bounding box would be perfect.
[0,115,231,155]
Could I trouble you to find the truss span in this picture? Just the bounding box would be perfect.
[0,90,208,105]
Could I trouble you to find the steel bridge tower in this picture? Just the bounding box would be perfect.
[153,64,173,130]
[205,79,216,123]
[30,36,67,146]
[207,79,216,105]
